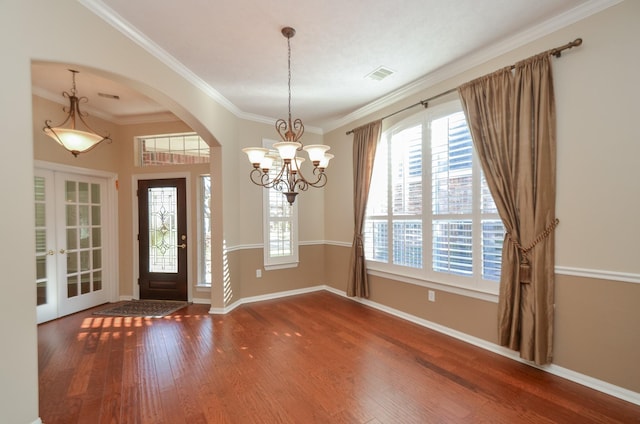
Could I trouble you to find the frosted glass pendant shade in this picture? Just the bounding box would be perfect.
[259,153,277,170]
[242,147,268,165]
[273,142,301,160]
[303,144,330,163]
[44,127,105,155]
[318,153,334,169]
[290,157,305,173]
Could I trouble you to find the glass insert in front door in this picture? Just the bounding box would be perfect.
[148,186,179,273]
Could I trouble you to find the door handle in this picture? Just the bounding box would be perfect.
[178,243,186,249]
[59,249,66,254]
[48,250,55,256]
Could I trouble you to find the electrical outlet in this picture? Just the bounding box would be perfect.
[256,269,262,278]
[428,290,435,302]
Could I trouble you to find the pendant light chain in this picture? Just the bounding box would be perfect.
[241,26,333,205]
[287,34,292,125]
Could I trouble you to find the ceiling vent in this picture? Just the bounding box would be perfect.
[98,92,120,100]
[366,66,395,81]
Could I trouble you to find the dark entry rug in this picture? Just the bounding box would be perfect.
[93,300,188,318]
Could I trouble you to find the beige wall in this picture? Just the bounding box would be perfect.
[3,1,639,422]
[324,0,640,394]
[227,245,326,301]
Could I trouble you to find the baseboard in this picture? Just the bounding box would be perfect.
[208,285,326,314]
[31,418,43,424]
[191,297,211,305]
[322,285,640,406]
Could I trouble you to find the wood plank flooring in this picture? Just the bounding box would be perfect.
[38,291,640,423]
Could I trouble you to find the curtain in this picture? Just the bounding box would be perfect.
[458,53,558,365]
[347,120,382,298]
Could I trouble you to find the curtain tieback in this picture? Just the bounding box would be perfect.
[507,218,560,283]
[354,233,364,257]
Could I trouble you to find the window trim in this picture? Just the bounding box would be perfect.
[262,138,299,270]
[365,100,503,298]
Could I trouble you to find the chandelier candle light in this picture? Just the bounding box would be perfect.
[44,69,111,157]
[243,27,333,205]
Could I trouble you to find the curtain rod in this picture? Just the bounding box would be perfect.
[346,37,582,136]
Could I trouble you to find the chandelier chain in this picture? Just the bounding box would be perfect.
[287,34,292,124]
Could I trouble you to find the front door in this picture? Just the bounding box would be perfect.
[138,178,188,301]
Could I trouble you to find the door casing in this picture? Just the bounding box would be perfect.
[34,160,118,323]
[132,172,192,301]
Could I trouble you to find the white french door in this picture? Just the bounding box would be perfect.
[35,166,115,323]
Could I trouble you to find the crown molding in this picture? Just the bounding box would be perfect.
[81,0,621,134]
[79,1,241,112]
[323,0,623,133]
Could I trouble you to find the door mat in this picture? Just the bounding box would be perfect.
[93,300,188,318]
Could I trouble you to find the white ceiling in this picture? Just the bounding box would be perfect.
[32,0,611,132]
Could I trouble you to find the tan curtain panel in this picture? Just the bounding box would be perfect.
[347,120,382,298]
[458,53,558,365]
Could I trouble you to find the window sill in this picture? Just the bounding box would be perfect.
[264,262,299,271]
[367,266,499,303]
[195,284,211,292]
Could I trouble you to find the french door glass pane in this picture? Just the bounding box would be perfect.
[148,187,178,273]
[34,176,48,306]
[65,178,103,298]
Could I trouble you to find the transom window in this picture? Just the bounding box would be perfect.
[364,101,505,294]
[137,133,209,166]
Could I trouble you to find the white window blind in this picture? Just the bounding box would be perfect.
[364,101,505,294]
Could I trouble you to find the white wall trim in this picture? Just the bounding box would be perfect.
[80,0,620,135]
[206,283,639,405]
[78,0,323,135]
[208,285,325,314]
[323,0,623,132]
[321,286,640,406]
[30,419,43,424]
[226,241,640,286]
[556,266,640,284]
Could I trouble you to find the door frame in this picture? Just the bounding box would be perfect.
[34,160,119,308]
[132,172,192,301]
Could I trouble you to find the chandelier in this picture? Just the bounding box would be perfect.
[44,69,111,157]
[242,27,333,205]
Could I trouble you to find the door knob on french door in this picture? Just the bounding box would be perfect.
[48,250,55,256]
[59,249,66,254]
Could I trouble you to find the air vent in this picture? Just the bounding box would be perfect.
[98,92,120,100]
[366,66,395,81]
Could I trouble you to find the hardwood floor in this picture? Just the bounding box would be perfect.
[38,291,639,423]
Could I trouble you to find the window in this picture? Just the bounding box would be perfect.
[198,175,212,286]
[262,139,298,269]
[364,101,505,294]
[137,133,209,166]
